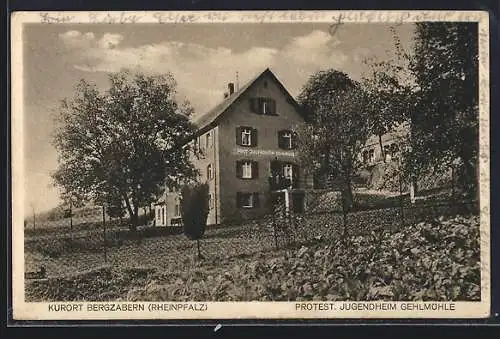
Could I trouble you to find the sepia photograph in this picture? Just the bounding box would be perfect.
[11,11,490,320]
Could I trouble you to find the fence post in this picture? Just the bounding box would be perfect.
[69,200,73,239]
[284,189,290,217]
[399,168,405,227]
[409,180,416,204]
[451,165,455,200]
[103,205,107,263]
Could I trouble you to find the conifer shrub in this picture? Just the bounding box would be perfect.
[180,182,209,258]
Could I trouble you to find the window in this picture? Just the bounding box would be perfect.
[207,164,213,180]
[236,126,257,147]
[237,192,260,209]
[369,149,375,163]
[278,130,295,149]
[208,194,214,210]
[242,162,252,179]
[206,132,212,149]
[237,160,258,179]
[157,208,161,221]
[260,98,276,115]
[384,144,391,162]
[198,136,206,156]
[242,128,252,146]
[174,201,180,217]
[262,100,269,114]
[390,143,399,160]
[162,207,165,225]
[242,194,253,208]
[363,149,375,164]
[249,98,276,115]
[362,150,369,164]
[283,163,293,180]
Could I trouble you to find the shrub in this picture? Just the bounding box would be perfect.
[180,182,209,258]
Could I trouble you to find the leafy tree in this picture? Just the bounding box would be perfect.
[52,69,198,231]
[180,182,209,259]
[361,60,412,162]
[296,70,371,237]
[407,22,479,196]
[105,189,127,225]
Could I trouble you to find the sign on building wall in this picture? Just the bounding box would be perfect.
[233,148,296,157]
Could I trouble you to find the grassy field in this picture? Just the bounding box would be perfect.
[25,211,480,302]
[24,199,480,302]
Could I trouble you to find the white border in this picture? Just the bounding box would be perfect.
[11,10,491,320]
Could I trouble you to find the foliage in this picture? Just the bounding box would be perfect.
[51,69,198,231]
[361,29,413,163]
[25,267,157,302]
[180,182,210,258]
[143,215,480,302]
[407,22,479,195]
[105,191,126,219]
[25,214,480,302]
[296,69,371,212]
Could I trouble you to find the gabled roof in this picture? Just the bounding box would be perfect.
[192,68,304,137]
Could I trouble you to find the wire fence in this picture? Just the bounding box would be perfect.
[24,193,478,280]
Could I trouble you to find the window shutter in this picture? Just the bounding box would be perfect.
[291,131,297,149]
[270,160,280,176]
[278,130,284,149]
[293,164,300,187]
[250,98,257,113]
[253,193,260,208]
[256,98,263,114]
[236,161,243,178]
[236,192,242,208]
[251,128,258,147]
[270,99,276,115]
[252,161,259,179]
[236,127,242,146]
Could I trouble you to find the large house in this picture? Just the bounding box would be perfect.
[155,68,313,226]
[154,68,414,226]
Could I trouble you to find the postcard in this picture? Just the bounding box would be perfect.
[11,10,490,320]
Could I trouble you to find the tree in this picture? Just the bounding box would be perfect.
[180,182,209,259]
[52,69,198,231]
[296,70,371,237]
[360,26,413,164]
[407,22,479,197]
[105,189,127,225]
[362,63,411,163]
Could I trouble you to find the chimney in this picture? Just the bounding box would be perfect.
[228,83,235,95]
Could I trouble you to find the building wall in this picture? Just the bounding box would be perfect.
[217,73,309,224]
[156,126,221,226]
[154,192,181,227]
[189,126,221,225]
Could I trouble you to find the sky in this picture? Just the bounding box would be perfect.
[22,22,415,214]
